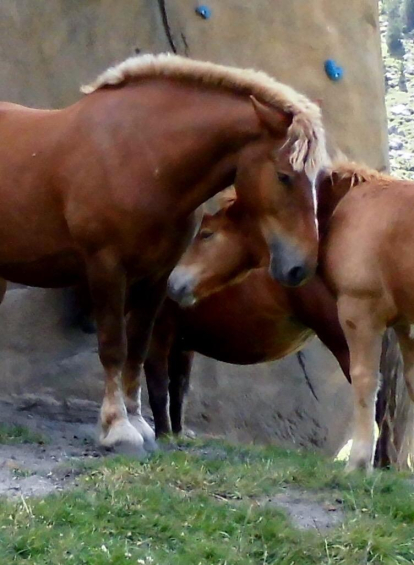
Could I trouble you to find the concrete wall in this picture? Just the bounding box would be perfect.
[0,0,387,453]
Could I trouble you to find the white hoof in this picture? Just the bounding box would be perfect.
[347,439,375,473]
[99,419,146,456]
[182,428,197,439]
[130,415,157,452]
[345,459,374,474]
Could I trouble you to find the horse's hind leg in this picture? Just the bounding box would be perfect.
[338,296,383,472]
[168,346,194,436]
[395,325,414,402]
[144,344,172,438]
[142,303,179,438]
[86,252,144,454]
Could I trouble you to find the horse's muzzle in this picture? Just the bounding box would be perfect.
[268,238,315,287]
[167,267,198,307]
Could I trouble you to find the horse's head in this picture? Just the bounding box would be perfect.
[233,97,325,288]
[168,94,328,305]
[167,189,261,306]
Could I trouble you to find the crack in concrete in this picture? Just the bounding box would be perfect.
[296,351,319,402]
[158,0,178,54]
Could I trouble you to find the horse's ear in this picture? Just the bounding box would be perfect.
[250,96,293,137]
[216,186,237,212]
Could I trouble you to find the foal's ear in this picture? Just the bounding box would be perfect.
[216,186,237,211]
[250,96,293,137]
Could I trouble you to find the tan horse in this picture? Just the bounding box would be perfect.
[0,53,327,454]
[171,164,414,472]
[318,163,414,471]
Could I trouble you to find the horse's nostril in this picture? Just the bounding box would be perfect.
[287,265,307,286]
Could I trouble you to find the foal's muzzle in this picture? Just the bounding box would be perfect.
[269,238,314,287]
[167,267,198,307]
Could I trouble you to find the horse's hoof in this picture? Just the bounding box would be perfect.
[129,415,158,452]
[182,428,197,439]
[345,458,373,474]
[99,419,146,457]
[347,441,375,474]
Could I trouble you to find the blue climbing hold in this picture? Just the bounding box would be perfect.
[324,59,344,81]
[195,5,212,19]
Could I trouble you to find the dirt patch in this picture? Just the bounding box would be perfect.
[0,395,103,498]
[172,444,344,531]
[0,395,343,532]
[258,488,344,531]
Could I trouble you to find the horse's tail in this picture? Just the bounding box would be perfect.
[375,330,414,471]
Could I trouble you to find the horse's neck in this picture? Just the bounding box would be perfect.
[318,175,355,235]
[168,98,259,216]
[127,80,259,217]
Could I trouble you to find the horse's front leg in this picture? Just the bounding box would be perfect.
[122,280,167,450]
[338,296,383,472]
[86,252,144,454]
[168,345,194,436]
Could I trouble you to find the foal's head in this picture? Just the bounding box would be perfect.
[167,189,260,306]
[234,98,323,287]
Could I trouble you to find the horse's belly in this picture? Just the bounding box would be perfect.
[182,317,313,365]
[0,251,84,287]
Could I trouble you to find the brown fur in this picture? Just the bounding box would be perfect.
[81,53,329,179]
[146,231,349,438]
[318,163,414,471]
[0,58,323,452]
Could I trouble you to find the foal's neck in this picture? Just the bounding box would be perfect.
[318,175,355,235]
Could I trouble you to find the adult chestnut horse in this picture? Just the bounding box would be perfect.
[0,53,327,453]
[147,190,350,438]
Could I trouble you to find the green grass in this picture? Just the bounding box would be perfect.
[0,438,413,564]
[0,424,48,445]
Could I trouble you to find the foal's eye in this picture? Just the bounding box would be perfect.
[277,173,292,186]
[199,229,214,240]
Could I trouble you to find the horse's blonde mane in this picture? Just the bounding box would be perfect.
[330,159,393,189]
[81,53,328,180]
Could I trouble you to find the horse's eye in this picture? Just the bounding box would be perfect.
[199,229,214,240]
[277,173,292,186]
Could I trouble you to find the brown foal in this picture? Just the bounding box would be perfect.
[318,163,414,471]
[147,190,349,437]
[0,54,327,453]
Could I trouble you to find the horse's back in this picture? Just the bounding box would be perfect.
[0,100,61,128]
[0,100,67,178]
